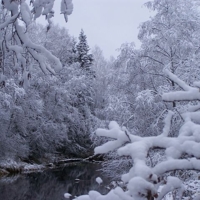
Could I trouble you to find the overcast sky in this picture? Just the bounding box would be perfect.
[38,0,152,59]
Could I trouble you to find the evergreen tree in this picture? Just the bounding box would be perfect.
[76,29,93,71]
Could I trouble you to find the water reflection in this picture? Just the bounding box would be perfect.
[0,162,109,200]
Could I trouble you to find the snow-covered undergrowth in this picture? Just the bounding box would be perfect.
[73,69,200,199]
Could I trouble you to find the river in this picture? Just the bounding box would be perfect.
[0,162,109,200]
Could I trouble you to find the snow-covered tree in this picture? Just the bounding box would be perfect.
[91,46,109,114]
[76,29,93,72]
[110,0,200,138]
[138,0,200,99]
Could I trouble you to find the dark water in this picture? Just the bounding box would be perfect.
[0,162,109,200]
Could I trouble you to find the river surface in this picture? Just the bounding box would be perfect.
[0,162,109,200]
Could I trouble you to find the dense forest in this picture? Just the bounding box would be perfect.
[1,0,200,199]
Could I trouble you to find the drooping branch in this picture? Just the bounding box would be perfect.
[1,0,73,75]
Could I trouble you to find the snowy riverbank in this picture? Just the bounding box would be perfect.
[0,158,88,176]
[0,155,103,176]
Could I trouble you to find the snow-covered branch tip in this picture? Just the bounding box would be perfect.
[30,0,73,23]
[161,110,174,137]
[94,121,135,154]
[162,69,200,101]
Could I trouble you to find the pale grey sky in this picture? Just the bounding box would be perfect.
[38,0,152,59]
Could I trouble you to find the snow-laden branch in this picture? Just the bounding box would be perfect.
[95,111,200,160]
[60,0,73,22]
[75,93,200,200]
[163,69,192,91]
[157,176,185,200]
[32,0,73,23]
[95,121,141,154]
[161,110,173,137]
[0,13,18,29]
[93,115,161,199]
[162,69,200,101]
[2,0,74,28]
[188,104,200,112]
[15,23,62,73]
[153,158,200,175]
[88,111,195,199]
[1,0,74,77]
